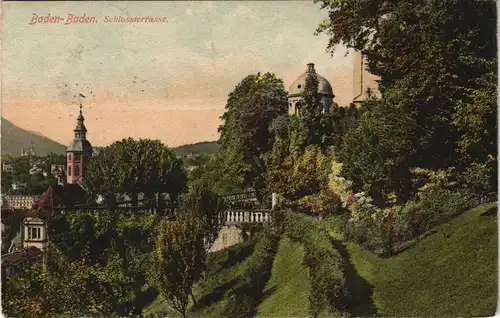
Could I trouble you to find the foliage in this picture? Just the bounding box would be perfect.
[188,154,245,194]
[336,167,478,253]
[296,188,342,217]
[1,171,13,194]
[0,154,64,195]
[267,144,330,202]
[343,203,497,317]
[150,217,206,318]
[218,72,288,196]
[177,183,225,252]
[457,161,497,202]
[284,212,346,315]
[297,64,345,150]
[317,0,497,205]
[43,211,159,316]
[237,222,264,241]
[337,100,416,205]
[84,138,187,207]
[223,231,280,317]
[1,243,136,317]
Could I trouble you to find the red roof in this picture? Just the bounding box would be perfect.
[2,246,42,264]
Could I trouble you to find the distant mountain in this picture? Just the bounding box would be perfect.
[172,141,221,157]
[1,117,66,156]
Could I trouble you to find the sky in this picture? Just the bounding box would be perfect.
[1,1,355,147]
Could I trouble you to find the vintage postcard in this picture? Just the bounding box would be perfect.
[1,1,497,317]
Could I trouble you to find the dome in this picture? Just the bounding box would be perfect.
[288,63,333,97]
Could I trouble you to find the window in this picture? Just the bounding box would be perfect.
[75,165,80,176]
[68,166,72,176]
[27,227,42,240]
[68,153,71,161]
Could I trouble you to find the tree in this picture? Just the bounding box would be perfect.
[316,0,497,172]
[46,211,160,316]
[177,183,225,252]
[338,100,417,205]
[188,154,244,194]
[453,69,497,161]
[1,171,13,194]
[289,145,330,199]
[150,217,205,318]
[2,245,115,317]
[316,0,497,204]
[84,138,187,208]
[218,72,288,197]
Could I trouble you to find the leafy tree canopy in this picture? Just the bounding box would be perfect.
[84,138,187,207]
[218,72,288,194]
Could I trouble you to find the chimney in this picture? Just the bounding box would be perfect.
[307,63,315,73]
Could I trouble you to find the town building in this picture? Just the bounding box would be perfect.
[23,217,48,252]
[2,163,14,173]
[2,195,39,209]
[2,246,43,278]
[288,63,335,116]
[20,144,36,157]
[66,105,93,185]
[11,182,27,191]
[29,165,43,175]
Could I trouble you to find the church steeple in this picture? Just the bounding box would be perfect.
[67,103,93,185]
[74,104,88,140]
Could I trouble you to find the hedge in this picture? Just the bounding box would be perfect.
[223,231,280,317]
[283,212,346,316]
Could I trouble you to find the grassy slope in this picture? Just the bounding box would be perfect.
[145,203,497,317]
[147,235,312,317]
[257,236,311,317]
[346,202,497,317]
[143,240,256,317]
[190,239,256,317]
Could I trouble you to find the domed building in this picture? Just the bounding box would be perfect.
[288,63,334,116]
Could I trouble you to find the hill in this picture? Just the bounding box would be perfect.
[144,203,497,317]
[335,202,497,317]
[1,117,66,156]
[172,141,220,157]
[256,236,311,317]
[144,236,312,317]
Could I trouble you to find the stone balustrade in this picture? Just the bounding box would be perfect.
[222,209,270,224]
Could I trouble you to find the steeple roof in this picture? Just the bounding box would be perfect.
[74,105,87,132]
[67,104,92,153]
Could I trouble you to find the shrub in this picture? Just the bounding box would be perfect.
[223,231,280,317]
[417,189,468,230]
[297,189,343,217]
[339,167,478,254]
[458,161,497,205]
[284,212,346,315]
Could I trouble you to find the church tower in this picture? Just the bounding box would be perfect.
[66,105,93,185]
[352,51,381,104]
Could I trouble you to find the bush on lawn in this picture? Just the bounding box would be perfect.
[284,212,346,315]
[223,231,280,317]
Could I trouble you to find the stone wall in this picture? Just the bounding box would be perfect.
[209,225,243,253]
